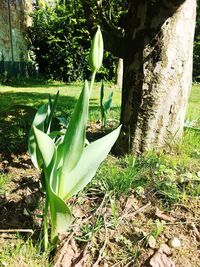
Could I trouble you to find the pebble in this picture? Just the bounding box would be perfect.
[168,237,181,249]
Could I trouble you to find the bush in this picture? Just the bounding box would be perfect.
[29,2,117,82]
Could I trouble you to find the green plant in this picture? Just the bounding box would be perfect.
[153,219,164,239]
[29,27,121,250]
[100,80,113,127]
[28,91,59,170]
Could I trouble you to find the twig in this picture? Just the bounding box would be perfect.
[172,203,194,213]
[191,223,200,242]
[94,193,108,216]
[119,202,151,222]
[0,229,33,235]
[74,242,90,266]
[93,215,108,267]
[162,220,200,225]
[124,258,136,267]
[111,258,132,267]
[111,263,121,267]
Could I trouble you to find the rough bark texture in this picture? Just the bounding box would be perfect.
[117,0,196,154]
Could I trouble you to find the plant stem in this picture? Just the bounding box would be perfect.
[89,71,96,93]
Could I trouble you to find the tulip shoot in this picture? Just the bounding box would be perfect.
[29,26,120,250]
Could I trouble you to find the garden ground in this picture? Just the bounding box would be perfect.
[0,80,200,267]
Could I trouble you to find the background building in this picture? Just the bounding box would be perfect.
[0,0,32,76]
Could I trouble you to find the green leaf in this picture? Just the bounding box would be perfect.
[49,187,72,244]
[46,91,59,133]
[29,92,59,170]
[60,81,89,175]
[28,104,48,169]
[57,116,69,128]
[31,103,48,130]
[154,219,164,238]
[62,125,121,200]
[48,131,65,139]
[33,126,55,168]
[104,91,113,113]
[33,128,72,244]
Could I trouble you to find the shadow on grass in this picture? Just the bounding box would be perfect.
[4,77,67,88]
[0,90,120,157]
[0,91,78,157]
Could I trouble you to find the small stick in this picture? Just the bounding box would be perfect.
[93,215,108,267]
[191,223,200,241]
[0,229,33,235]
[162,220,200,225]
[124,258,136,267]
[94,193,108,216]
[119,202,151,222]
[111,263,121,267]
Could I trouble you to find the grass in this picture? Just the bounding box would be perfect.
[0,80,121,115]
[186,84,200,125]
[0,81,200,266]
[0,174,11,194]
[0,238,50,267]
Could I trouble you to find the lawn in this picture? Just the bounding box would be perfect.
[0,81,199,266]
[186,84,200,127]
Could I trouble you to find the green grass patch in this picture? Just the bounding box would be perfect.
[91,146,200,206]
[0,238,50,267]
[186,84,200,126]
[0,174,11,194]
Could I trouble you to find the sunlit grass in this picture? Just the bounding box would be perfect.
[186,84,200,126]
[0,238,50,267]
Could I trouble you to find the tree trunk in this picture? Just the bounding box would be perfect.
[115,58,123,88]
[117,0,196,155]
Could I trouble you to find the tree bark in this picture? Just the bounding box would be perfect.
[115,58,123,88]
[116,0,196,155]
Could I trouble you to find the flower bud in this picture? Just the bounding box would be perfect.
[89,26,104,72]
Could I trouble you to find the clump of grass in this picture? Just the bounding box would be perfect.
[91,141,200,207]
[92,155,139,196]
[0,174,11,194]
[0,238,50,267]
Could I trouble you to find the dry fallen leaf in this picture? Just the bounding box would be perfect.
[155,208,176,222]
[145,244,176,267]
[54,239,79,267]
[54,239,90,267]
